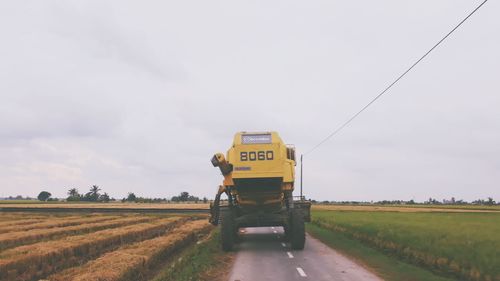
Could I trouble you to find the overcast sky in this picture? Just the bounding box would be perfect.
[0,0,498,201]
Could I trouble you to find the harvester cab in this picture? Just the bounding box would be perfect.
[209,131,311,251]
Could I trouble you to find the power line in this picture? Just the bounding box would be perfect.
[304,0,488,156]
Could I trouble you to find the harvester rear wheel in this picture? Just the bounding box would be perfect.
[283,224,291,242]
[290,209,305,250]
[234,226,241,243]
[221,210,235,251]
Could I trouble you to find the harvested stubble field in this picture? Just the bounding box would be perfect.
[312,209,500,281]
[0,212,213,281]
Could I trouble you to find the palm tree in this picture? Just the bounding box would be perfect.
[67,188,81,201]
[126,192,137,202]
[99,192,110,203]
[89,185,101,201]
[67,188,79,197]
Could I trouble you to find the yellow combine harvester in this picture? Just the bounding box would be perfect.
[209,131,311,251]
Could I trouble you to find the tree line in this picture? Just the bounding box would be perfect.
[33,187,206,203]
[312,197,498,206]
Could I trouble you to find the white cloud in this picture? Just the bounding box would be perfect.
[0,0,498,201]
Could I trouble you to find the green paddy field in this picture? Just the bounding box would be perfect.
[310,209,499,281]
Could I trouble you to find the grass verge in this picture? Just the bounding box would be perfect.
[152,229,234,281]
[307,223,454,281]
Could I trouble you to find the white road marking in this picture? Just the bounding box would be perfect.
[281,242,286,247]
[271,227,275,229]
[287,251,294,258]
[296,267,307,277]
[273,230,277,233]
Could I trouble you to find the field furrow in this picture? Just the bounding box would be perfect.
[0,216,153,251]
[0,215,122,234]
[48,220,213,281]
[0,217,186,281]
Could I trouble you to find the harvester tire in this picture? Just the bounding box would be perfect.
[283,224,291,242]
[290,209,305,250]
[221,210,235,251]
[234,227,242,244]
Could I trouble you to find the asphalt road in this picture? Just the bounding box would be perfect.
[228,227,382,281]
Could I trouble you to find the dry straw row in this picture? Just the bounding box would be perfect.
[48,219,213,281]
[0,216,153,251]
[0,218,46,228]
[0,217,186,281]
[0,213,113,229]
[0,215,122,234]
[0,214,49,222]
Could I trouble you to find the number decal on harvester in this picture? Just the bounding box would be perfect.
[258,151,265,160]
[240,151,274,161]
